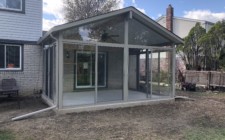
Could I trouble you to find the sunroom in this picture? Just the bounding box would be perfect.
[38,7,183,112]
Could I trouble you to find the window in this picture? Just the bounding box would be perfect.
[0,44,22,70]
[0,0,23,12]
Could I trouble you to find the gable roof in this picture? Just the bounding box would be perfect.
[38,6,183,45]
[156,15,215,25]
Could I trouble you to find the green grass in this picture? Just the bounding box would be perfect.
[185,128,225,140]
[0,130,15,140]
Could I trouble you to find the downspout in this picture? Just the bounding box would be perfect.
[49,33,59,110]
[12,33,58,121]
[12,106,57,121]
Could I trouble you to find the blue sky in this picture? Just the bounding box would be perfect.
[126,0,225,18]
[43,0,225,30]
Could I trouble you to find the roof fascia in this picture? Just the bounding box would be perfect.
[132,9,183,44]
[38,7,133,44]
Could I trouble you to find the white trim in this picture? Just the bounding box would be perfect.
[0,44,22,71]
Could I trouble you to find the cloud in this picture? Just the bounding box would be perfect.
[131,0,145,14]
[117,0,125,9]
[43,0,125,30]
[43,0,64,19]
[43,18,65,31]
[157,13,162,18]
[183,10,225,23]
[43,0,65,30]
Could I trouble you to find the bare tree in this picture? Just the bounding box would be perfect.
[64,0,120,22]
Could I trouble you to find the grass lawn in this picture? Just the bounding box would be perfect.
[0,130,15,140]
[1,91,225,139]
[185,128,225,140]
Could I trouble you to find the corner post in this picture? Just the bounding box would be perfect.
[58,33,63,109]
[123,15,129,101]
[95,44,98,103]
[172,45,176,98]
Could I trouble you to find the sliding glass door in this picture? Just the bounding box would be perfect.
[76,51,106,88]
[76,52,92,87]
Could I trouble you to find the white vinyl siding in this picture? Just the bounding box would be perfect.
[0,0,42,41]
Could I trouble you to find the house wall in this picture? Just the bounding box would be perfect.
[106,48,123,89]
[63,46,75,92]
[157,16,213,38]
[173,18,206,38]
[62,46,124,92]
[0,0,42,41]
[0,45,43,94]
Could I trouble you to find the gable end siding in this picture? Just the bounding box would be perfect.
[0,0,42,42]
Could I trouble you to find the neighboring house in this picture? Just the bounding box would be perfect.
[38,7,183,112]
[157,5,214,38]
[0,0,43,94]
[156,5,214,76]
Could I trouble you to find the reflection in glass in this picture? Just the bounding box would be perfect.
[63,16,125,44]
[0,45,5,68]
[63,44,96,106]
[151,51,172,98]
[129,19,169,46]
[97,46,123,102]
[6,46,20,68]
[0,0,21,10]
[128,48,148,100]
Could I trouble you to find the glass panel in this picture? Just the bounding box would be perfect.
[128,19,169,46]
[63,16,125,44]
[6,45,20,68]
[151,51,172,99]
[128,48,148,100]
[152,52,160,96]
[159,51,172,96]
[92,53,106,86]
[63,43,96,106]
[97,53,106,86]
[6,0,21,9]
[0,45,5,68]
[97,46,123,102]
[0,0,21,10]
[49,47,54,100]
[45,49,49,97]
[77,52,92,86]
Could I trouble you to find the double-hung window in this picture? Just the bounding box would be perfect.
[0,0,23,12]
[0,44,22,70]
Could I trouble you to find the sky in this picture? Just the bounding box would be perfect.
[43,0,225,31]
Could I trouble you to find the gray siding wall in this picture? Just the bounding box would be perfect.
[107,48,123,89]
[0,45,43,94]
[0,0,42,41]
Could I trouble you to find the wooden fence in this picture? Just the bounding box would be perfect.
[185,71,225,88]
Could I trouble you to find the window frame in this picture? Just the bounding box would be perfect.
[0,44,23,71]
[0,0,25,13]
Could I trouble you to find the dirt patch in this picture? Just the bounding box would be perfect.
[1,91,225,140]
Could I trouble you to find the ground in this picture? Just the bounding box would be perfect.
[1,91,225,140]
